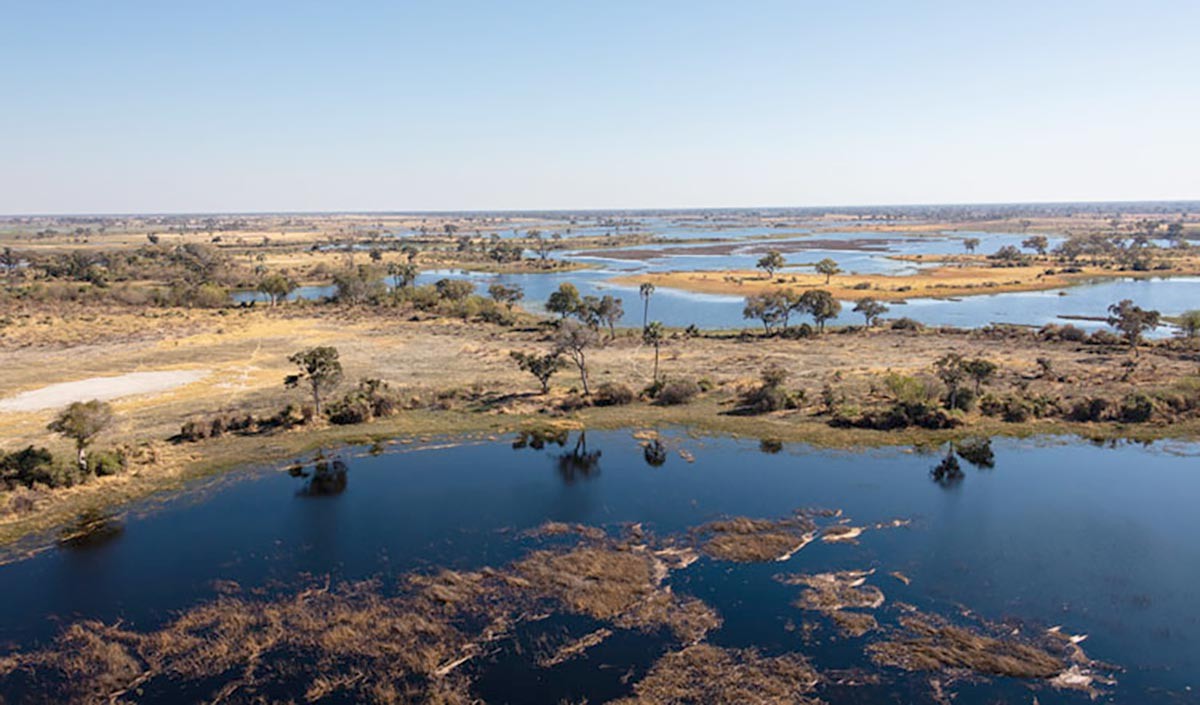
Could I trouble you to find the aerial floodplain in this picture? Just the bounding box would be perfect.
[2,2,1200,704]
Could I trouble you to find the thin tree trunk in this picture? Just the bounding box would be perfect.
[653,345,660,383]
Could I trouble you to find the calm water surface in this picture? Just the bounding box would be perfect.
[2,432,1197,703]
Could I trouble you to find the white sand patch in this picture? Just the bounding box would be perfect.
[0,370,210,412]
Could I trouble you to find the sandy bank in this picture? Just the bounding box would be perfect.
[610,262,1200,302]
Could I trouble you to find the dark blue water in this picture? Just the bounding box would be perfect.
[1,432,1197,702]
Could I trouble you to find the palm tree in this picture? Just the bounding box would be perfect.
[643,321,664,383]
[639,282,655,330]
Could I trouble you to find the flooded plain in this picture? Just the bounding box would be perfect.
[233,228,1197,335]
[1,431,1197,703]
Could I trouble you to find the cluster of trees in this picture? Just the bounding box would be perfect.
[544,283,625,339]
[965,222,1193,271]
[743,288,841,333]
[754,250,842,284]
[2,400,122,496]
[507,281,675,399]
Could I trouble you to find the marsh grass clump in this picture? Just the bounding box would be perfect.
[697,515,817,563]
[512,544,719,643]
[777,570,885,613]
[868,612,1065,679]
[609,644,821,705]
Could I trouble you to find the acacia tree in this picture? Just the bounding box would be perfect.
[529,231,551,263]
[756,250,785,279]
[256,273,295,306]
[1021,235,1049,255]
[285,346,344,416]
[643,321,665,383]
[639,282,655,330]
[48,400,114,471]
[1178,310,1200,339]
[595,295,624,339]
[555,320,598,395]
[962,358,998,394]
[853,297,888,327]
[1106,299,1161,355]
[743,291,786,334]
[0,247,17,278]
[934,353,967,410]
[510,350,563,393]
[546,282,582,320]
[488,282,524,311]
[799,289,841,333]
[814,258,841,284]
[387,261,418,289]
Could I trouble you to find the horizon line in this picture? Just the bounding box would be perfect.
[3,197,1199,220]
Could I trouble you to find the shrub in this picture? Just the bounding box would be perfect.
[0,446,56,489]
[593,382,635,407]
[779,323,814,339]
[1000,397,1033,423]
[1087,329,1123,346]
[740,384,792,414]
[327,379,400,425]
[847,401,958,430]
[1059,324,1088,342]
[86,449,126,477]
[1068,397,1110,422]
[891,317,925,331]
[655,378,701,405]
[945,386,976,412]
[979,393,1004,416]
[1119,393,1154,423]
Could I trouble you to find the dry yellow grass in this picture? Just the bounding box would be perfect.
[3,304,1199,549]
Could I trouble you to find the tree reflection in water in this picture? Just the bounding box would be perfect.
[929,437,996,488]
[291,453,349,497]
[555,431,602,484]
[57,509,125,551]
[643,439,667,467]
[930,449,963,488]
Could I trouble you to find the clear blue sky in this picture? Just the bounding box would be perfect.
[2,1,1197,214]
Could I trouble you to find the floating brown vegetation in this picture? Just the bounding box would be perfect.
[609,644,822,705]
[524,520,607,541]
[778,569,885,637]
[0,578,482,704]
[535,627,612,668]
[0,529,721,703]
[831,611,879,638]
[779,570,886,612]
[696,514,817,563]
[513,544,720,643]
[868,611,1065,679]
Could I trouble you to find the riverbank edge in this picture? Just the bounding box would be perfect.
[3,401,1198,559]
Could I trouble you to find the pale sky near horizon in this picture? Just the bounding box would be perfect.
[2,1,1197,215]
